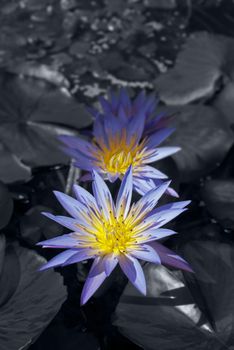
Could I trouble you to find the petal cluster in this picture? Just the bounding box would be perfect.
[38,167,191,305]
[59,89,179,196]
[89,88,173,136]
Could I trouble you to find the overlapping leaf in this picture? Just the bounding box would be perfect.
[165,104,233,181]
[156,32,234,105]
[0,238,67,350]
[115,239,234,350]
[0,72,92,183]
[0,181,13,229]
[202,179,234,229]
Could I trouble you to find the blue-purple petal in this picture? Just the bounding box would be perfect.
[53,191,88,219]
[135,165,168,179]
[37,233,78,248]
[145,128,175,148]
[73,184,98,211]
[42,212,78,231]
[140,228,177,242]
[81,259,107,305]
[129,245,161,264]
[166,186,179,198]
[103,254,118,276]
[59,135,96,157]
[39,249,78,271]
[88,256,105,277]
[93,118,109,146]
[126,110,145,145]
[116,166,133,219]
[63,248,95,266]
[118,254,146,295]
[149,242,193,272]
[92,170,115,219]
[144,208,188,229]
[145,147,181,163]
[133,180,171,215]
[99,96,112,114]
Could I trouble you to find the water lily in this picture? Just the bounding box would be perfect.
[89,88,172,136]
[59,99,180,196]
[38,167,192,305]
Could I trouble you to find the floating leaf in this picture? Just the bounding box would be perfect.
[0,241,67,350]
[0,142,31,183]
[9,63,70,88]
[19,205,64,245]
[0,235,6,275]
[0,182,13,229]
[0,72,92,183]
[214,82,234,129]
[167,105,233,182]
[202,179,234,229]
[30,323,100,350]
[115,239,234,349]
[156,32,232,105]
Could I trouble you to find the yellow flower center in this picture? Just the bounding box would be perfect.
[92,131,147,176]
[73,206,149,256]
[95,218,135,255]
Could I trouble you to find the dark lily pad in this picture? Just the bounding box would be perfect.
[167,105,233,182]
[145,0,176,9]
[0,181,13,229]
[0,142,31,183]
[19,205,64,245]
[0,72,92,183]
[0,240,67,350]
[0,235,6,276]
[202,179,234,229]
[155,32,233,105]
[9,62,70,88]
[214,81,234,130]
[29,322,100,350]
[115,239,234,350]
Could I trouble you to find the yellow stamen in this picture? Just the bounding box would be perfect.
[72,207,151,256]
[92,131,148,176]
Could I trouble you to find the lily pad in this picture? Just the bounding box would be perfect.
[202,179,234,229]
[155,32,233,105]
[0,72,92,183]
[214,81,234,129]
[0,235,6,276]
[19,205,64,245]
[0,181,13,229]
[115,240,234,349]
[167,105,233,182]
[0,240,67,350]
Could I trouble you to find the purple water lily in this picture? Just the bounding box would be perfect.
[59,91,180,196]
[89,88,173,136]
[38,167,192,305]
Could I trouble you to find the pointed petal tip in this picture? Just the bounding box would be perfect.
[92,169,98,180]
[80,295,88,306]
[38,264,50,272]
[57,134,68,143]
[165,179,172,186]
[41,211,53,218]
[127,164,133,173]
[53,190,61,198]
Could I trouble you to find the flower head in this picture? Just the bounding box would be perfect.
[60,103,180,196]
[38,167,192,305]
[89,88,173,136]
